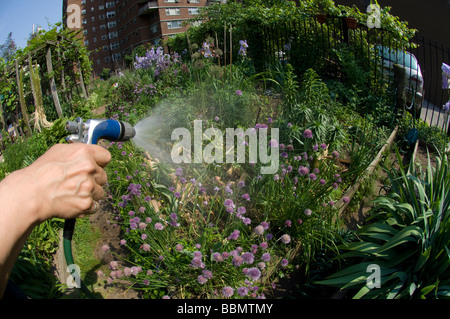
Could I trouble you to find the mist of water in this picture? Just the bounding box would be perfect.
[132,113,172,163]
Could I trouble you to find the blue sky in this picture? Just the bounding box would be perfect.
[0,0,63,50]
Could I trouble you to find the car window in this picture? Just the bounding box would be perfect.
[376,46,418,70]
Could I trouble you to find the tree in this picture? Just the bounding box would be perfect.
[0,32,17,63]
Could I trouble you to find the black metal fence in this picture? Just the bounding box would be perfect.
[247,15,450,135]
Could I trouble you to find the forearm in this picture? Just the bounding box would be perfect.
[0,169,40,298]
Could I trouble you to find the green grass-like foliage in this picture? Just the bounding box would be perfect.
[315,147,450,299]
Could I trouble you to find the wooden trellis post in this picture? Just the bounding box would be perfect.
[15,60,32,137]
[77,60,88,99]
[46,45,63,118]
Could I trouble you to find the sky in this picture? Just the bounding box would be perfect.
[0,0,63,50]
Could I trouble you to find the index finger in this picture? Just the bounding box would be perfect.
[85,144,112,168]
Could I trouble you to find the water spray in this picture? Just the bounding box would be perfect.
[63,117,136,297]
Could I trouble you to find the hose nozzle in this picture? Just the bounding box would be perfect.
[65,118,136,145]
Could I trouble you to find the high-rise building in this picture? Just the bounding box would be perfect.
[63,0,224,75]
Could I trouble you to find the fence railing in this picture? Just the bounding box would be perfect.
[247,15,450,135]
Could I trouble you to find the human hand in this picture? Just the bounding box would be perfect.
[3,143,111,223]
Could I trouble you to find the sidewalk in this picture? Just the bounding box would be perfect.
[420,99,449,129]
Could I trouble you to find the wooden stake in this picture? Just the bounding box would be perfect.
[15,60,32,136]
[46,46,63,118]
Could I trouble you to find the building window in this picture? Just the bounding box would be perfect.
[188,8,199,15]
[167,21,182,29]
[107,21,117,28]
[188,0,199,3]
[99,14,105,20]
[106,1,115,8]
[82,19,87,25]
[107,11,116,18]
[92,26,96,32]
[99,5,104,10]
[109,31,118,39]
[100,24,106,30]
[81,0,86,5]
[81,9,86,15]
[165,8,181,16]
[105,56,110,62]
[84,40,89,46]
[101,35,107,41]
[150,24,159,33]
[93,37,97,43]
[97,59,101,65]
[91,16,95,22]
[83,29,88,35]
[110,42,119,50]
[91,7,94,12]
[103,45,108,51]
[165,0,179,3]
[112,53,121,61]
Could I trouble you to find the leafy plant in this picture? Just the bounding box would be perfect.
[315,148,450,299]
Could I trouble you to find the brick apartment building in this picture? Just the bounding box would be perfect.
[63,0,225,75]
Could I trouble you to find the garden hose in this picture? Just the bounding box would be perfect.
[63,118,136,298]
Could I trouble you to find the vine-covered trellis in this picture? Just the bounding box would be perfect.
[0,24,92,142]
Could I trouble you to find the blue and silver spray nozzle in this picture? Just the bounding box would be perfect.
[65,117,136,145]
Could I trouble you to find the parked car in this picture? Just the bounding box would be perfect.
[375,45,424,117]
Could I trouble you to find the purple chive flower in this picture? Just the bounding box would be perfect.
[142,244,151,252]
[154,222,164,230]
[237,206,246,214]
[254,225,264,235]
[197,275,208,285]
[246,267,261,281]
[343,196,350,203]
[241,193,250,201]
[102,245,110,252]
[284,220,292,227]
[242,252,255,264]
[309,173,317,180]
[303,129,313,139]
[232,256,244,267]
[320,143,327,150]
[261,253,271,262]
[236,90,243,96]
[332,150,340,158]
[223,286,234,298]
[202,270,213,279]
[228,229,240,240]
[304,209,312,216]
[213,252,224,262]
[237,286,249,297]
[280,234,291,244]
[298,166,310,176]
[281,259,289,267]
[319,179,326,185]
[175,243,184,252]
[268,139,279,148]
